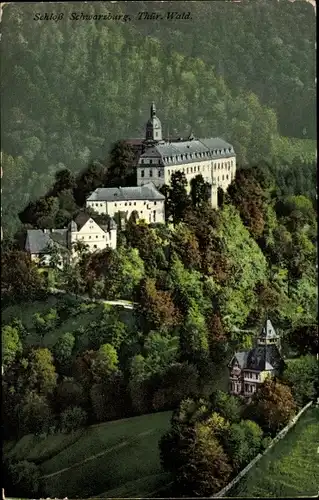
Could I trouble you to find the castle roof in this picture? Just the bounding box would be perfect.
[86,182,165,202]
[138,137,235,166]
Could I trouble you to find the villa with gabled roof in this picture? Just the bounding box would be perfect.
[228,318,285,398]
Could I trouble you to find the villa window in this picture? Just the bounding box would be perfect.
[96,235,98,238]
[187,168,189,174]
[158,170,161,177]
[134,202,136,206]
[89,236,91,239]
[141,170,145,178]
[102,235,105,238]
[226,175,229,180]
[150,170,153,177]
[222,175,224,181]
[154,201,157,206]
[125,202,127,206]
[141,159,144,164]
[129,202,132,206]
[168,170,170,175]
[150,159,153,165]
[115,203,117,207]
[94,245,97,249]
[144,202,146,205]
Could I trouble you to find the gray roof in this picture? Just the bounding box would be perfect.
[259,318,278,339]
[246,344,284,372]
[87,182,165,202]
[138,137,235,167]
[25,229,67,255]
[230,344,283,372]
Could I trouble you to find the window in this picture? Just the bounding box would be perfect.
[141,159,144,164]
[150,159,153,165]
[218,177,219,181]
[150,169,153,177]
[154,201,157,206]
[144,201,146,205]
[190,167,193,173]
[226,175,229,180]
[94,245,97,249]
[187,167,189,174]
[168,169,170,175]
[89,236,91,239]
[96,235,98,238]
[125,202,127,206]
[82,236,84,240]
[114,203,117,207]
[102,235,105,238]
[214,165,217,170]
[158,170,161,177]
[222,175,224,181]
[134,202,136,206]
[129,202,132,206]
[141,170,145,178]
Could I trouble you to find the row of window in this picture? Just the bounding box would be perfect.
[244,384,256,394]
[140,148,233,164]
[140,161,234,179]
[244,372,259,380]
[80,235,106,240]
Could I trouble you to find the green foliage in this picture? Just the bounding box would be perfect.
[53,332,75,365]
[2,324,23,370]
[224,420,263,471]
[8,460,40,496]
[60,406,87,433]
[282,356,319,406]
[210,390,241,423]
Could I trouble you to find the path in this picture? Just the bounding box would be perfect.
[48,287,136,310]
[39,429,153,480]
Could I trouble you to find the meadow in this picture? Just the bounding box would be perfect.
[229,406,319,498]
[8,411,172,498]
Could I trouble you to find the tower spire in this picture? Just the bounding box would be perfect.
[151,102,156,118]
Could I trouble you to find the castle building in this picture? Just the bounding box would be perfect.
[86,182,165,224]
[134,103,236,209]
[228,318,285,398]
[25,212,117,267]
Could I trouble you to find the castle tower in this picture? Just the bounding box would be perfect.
[257,317,280,348]
[145,102,163,143]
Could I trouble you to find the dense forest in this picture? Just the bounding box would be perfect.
[2,164,318,497]
[1,1,316,238]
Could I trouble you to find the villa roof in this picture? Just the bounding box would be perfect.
[87,182,165,202]
[259,318,278,339]
[25,229,67,255]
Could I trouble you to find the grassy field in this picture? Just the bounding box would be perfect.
[229,406,319,498]
[2,295,134,352]
[38,411,171,498]
[4,411,172,498]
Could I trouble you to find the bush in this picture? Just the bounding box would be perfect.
[60,406,87,433]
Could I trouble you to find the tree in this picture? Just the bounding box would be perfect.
[107,140,136,186]
[8,460,40,497]
[90,372,128,422]
[1,249,45,301]
[135,277,181,332]
[50,168,76,196]
[248,379,296,434]
[2,325,23,371]
[55,378,86,412]
[91,344,119,382]
[190,174,210,208]
[160,408,232,496]
[210,390,241,423]
[282,356,319,406]
[60,406,87,433]
[27,347,58,396]
[53,332,75,365]
[288,323,318,356]
[152,363,199,411]
[168,171,191,224]
[223,420,263,471]
[17,392,52,436]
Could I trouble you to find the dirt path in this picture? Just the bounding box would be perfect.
[39,429,153,480]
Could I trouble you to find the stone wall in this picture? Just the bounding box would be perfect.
[211,400,314,498]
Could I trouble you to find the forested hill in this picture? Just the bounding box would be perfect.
[1,1,316,237]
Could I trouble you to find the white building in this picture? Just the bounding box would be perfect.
[135,103,236,209]
[86,182,165,224]
[25,212,117,266]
